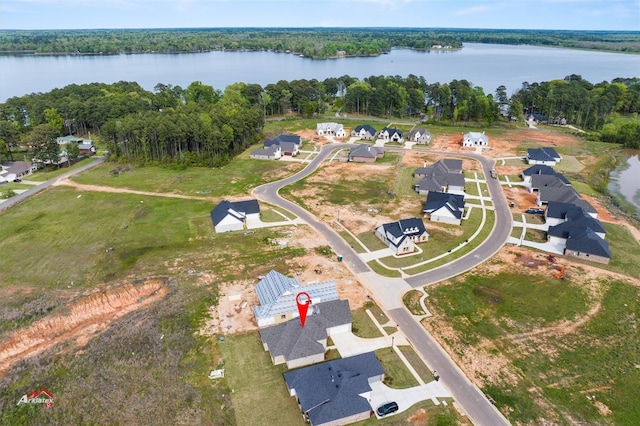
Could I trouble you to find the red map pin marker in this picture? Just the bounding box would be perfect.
[296,292,311,328]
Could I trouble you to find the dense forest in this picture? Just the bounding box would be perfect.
[0,28,638,58]
[0,74,638,168]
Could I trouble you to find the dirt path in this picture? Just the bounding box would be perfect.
[509,300,602,343]
[53,178,213,200]
[0,280,168,376]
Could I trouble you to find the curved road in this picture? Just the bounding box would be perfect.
[253,144,512,426]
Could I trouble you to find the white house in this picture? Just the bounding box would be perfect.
[379,127,403,142]
[423,192,465,225]
[210,199,261,232]
[462,131,489,147]
[316,122,346,138]
[374,218,429,255]
[407,128,432,144]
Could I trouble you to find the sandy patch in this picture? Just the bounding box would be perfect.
[430,128,580,158]
[203,225,371,336]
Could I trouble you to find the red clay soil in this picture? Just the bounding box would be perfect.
[0,280,168,376]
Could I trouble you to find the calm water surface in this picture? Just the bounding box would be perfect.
[608,151,640,216]
[1,43,639,102]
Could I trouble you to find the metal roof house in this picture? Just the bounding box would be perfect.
[210,199,260,233]
[253,270,339,328]
[283,352,386,426]
[259,299,352,369]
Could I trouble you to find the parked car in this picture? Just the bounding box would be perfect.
[376,401,399,417]
[526,208,544,214]
[13,178,21,182]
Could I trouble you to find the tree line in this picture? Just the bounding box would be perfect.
[0,28,462,58]
[1,28,638,57]
[1,74,638,168]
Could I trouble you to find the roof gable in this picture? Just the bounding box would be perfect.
[259,299,351,361]
[210,199,260,226]
[523,164,556,177]
[354,124,377,134]
[566,228,611,257]
[283,352,385,425]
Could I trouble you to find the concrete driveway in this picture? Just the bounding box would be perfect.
[367,380,452,418]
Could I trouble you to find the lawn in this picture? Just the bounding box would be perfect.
[375,348,419,389]
[424,270,640,425]
[71,157,304,196]
[403,290,426,315]
[357,230,389,251]
[352,306,383,338]
[379,207,485,268]
[218,332,306,426]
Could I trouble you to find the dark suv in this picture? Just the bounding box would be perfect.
[376,401,399,417]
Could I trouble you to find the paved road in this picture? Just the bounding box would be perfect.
[405,151,512,288]
[0,158,105,213]
[253,144,512,426]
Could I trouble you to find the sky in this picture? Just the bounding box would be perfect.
[0,0,639,31]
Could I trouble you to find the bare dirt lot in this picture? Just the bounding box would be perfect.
[204,225,372,335]
[430,128,581,158]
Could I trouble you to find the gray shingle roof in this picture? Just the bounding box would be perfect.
[210,199,260,226]
[566,228,611,258]
[424,192,465,219]
[546,201,584,220]
[408,128,431,140]
[527,147,561,162]
[259,299,351,363]
[354,124,377,134]
[283,352,385,426]
[4,161,32,175]
[523,164,556,177]
[379,218,428,248]
[349,144,383,159]
[414,160,464,192]
[548,212,606,238]
[382,127,403,137]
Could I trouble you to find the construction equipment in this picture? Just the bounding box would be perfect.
[554,264,566,279]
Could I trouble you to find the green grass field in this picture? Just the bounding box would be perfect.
[2,120,638,425]
[72,158,304,196]
[424,271,640,425]
[219,332,306,426]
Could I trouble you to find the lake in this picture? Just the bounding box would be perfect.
[608,151,640,217]
[1,43,639,102]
